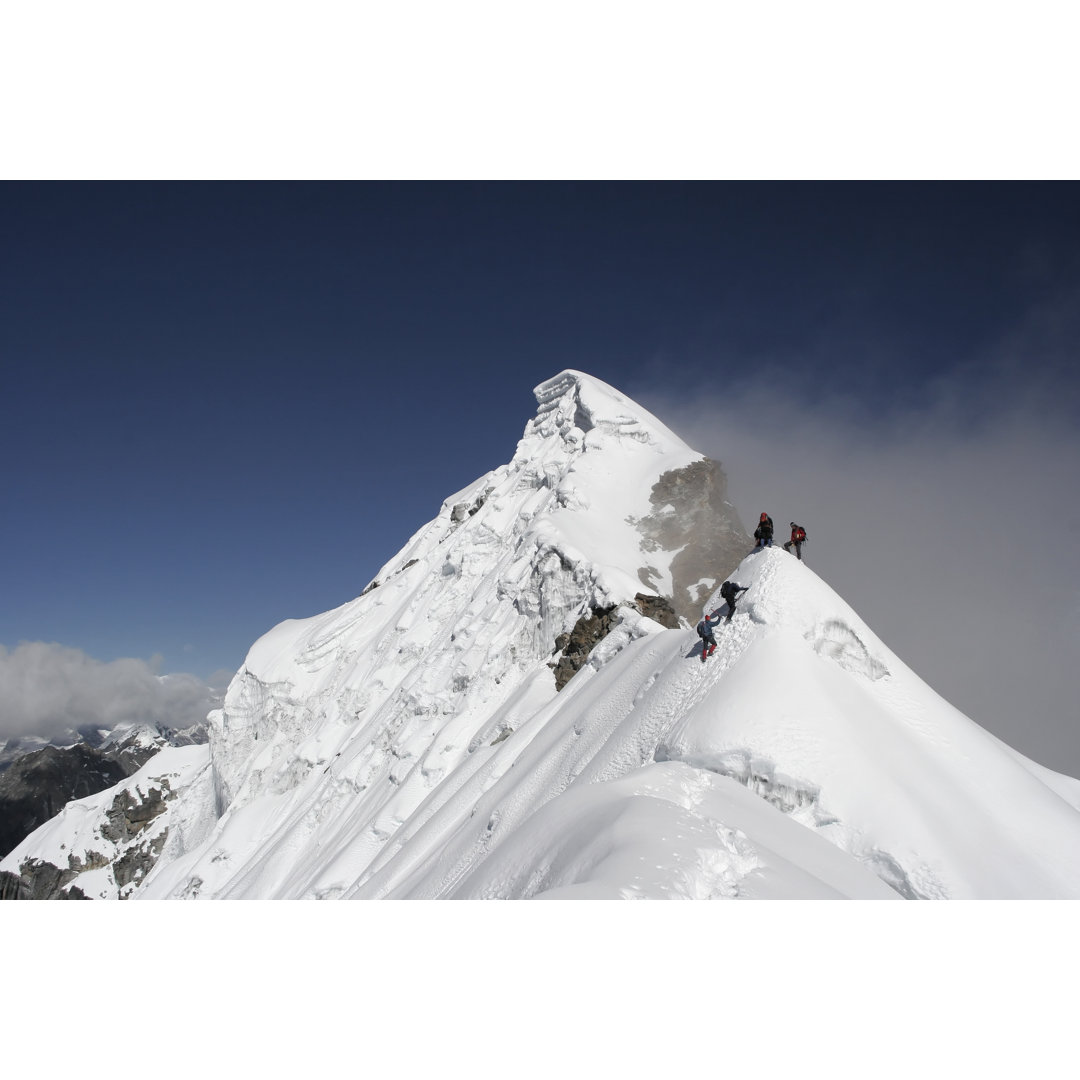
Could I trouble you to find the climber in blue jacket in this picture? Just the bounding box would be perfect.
[697,609,723,661]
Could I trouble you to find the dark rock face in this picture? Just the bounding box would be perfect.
[634,593,680,629]
[0,736,47,775]
[104,731,167,776]
[114,831,168,891]
[0,745,128,859]
[0,859,90,900]
[633,458,751,621]
[0,845,111,899]
[551,605,619,691]
[550,594,681,691]
[0,779,174,900]
[101,783,171,845]
[0,725,105,774]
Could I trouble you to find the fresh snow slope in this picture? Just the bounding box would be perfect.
[332,546,1080,900]
[7,370,1080,900]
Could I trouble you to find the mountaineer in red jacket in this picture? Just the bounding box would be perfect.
[783,522,807,560]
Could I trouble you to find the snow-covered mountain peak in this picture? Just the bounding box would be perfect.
[205,371,748,826]
[525,369,692,454]
[9,371,1079,901]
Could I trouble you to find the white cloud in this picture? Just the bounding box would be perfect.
[632,305,1080,775]
[0,642,223,741]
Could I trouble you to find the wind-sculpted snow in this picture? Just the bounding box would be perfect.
[7,371,1080,900]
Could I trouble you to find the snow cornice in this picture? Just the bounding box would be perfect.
[529,369,693,456]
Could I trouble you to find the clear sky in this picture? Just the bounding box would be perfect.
[3,181,1078,767]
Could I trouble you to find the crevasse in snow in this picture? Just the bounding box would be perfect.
[5,370,1080,900]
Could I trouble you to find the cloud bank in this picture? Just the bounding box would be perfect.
[634,297,1080,775]
[0,643,227,742]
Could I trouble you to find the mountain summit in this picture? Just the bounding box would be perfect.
[5,371,1080,900]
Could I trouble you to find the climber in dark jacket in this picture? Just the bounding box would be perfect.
[753,512,774,549]
[719,580,748,620]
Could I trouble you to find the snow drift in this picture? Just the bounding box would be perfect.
[5,370,1079,900]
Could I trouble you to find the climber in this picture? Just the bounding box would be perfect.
[719,580,748,620]
[696,609,723,661]
[783,522,807,560]
[753,512,774,550]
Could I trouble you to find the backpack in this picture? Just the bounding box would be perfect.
[696,619,710,638]
[795,526,806,542]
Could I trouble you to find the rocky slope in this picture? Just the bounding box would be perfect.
[0,721,208,867]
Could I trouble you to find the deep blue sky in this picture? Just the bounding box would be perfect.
[3,182,1078,707]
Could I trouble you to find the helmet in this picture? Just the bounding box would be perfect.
[760,512,768,521]
[790,521,796,527]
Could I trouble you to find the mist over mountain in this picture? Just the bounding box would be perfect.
[4,371,1078,901]
[0,643,223,743]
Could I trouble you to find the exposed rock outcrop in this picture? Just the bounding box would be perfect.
[0,778,175,900]
[0,860,80,900]
[633,458,751,620]
[633,592,680,629]
[113,832,168,891]
[0,847,110,899]
[551,605,620,691]
[101,782,171,845]
[550,594,680,691]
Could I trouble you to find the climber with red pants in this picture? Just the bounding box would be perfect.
[696,609,724,662]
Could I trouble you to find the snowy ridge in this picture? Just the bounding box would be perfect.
[338,549,1080,899]
[6,370,1080,899]
[204,373,700,815]
[137,371,715,898]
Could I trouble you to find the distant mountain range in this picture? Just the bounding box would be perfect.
[0,718,208,874]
